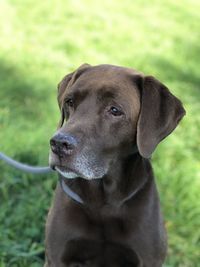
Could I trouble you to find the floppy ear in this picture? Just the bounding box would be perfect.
[57,63,91,108]
[57,63,91,127]
[137,76,186,158]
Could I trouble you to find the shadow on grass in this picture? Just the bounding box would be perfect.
[152,57,200,93]
[0,59,57,166]
[0,59,54,120]
[150,39,200,100]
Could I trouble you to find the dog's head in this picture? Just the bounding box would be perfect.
[49,64,185,180]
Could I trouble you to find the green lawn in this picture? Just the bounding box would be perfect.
[0,0,200,266]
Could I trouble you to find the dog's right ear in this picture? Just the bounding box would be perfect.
[57,63,91,127]
[136,76,186,158]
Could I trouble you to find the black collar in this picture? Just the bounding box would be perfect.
[60,178,84,204]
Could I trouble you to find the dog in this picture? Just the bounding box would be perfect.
[45,64,185,267]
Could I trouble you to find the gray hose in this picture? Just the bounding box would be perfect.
[0,152,53,174]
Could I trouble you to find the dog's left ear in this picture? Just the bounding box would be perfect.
[57,63,91,109]
[57,63,91,127]
[137,76,186,158]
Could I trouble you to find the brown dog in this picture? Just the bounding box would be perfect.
[45,64,185,267]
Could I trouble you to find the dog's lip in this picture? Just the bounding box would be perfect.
[53,165,104,180]
[54,165,81,179]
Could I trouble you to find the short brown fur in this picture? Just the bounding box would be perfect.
[45,64,185,267]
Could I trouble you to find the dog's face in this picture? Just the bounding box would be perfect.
[49,64,185,180]
[49,65,141,179]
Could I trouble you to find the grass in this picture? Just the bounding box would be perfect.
[0,0,200,266]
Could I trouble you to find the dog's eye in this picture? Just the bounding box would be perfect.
[109,106,123,116]
[66,98,74,107]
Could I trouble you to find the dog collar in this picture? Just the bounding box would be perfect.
[60,176,144,206]
[60,178,84,204]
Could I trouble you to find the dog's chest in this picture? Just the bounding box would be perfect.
[80,204,133,242]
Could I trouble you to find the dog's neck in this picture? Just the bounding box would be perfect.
[103,153,150,205]
[60,153,151,207]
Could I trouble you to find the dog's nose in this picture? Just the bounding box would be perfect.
[50,133,78,156]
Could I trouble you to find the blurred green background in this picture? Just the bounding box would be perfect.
[0,0,199,266]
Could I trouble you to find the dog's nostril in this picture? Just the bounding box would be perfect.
[63,142,69,150]
[50,139,57,152]
[50,139,56,147]
[63,142,74,151]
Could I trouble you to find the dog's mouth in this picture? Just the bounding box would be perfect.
[54,166,104,180]
[55,166,81,179]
